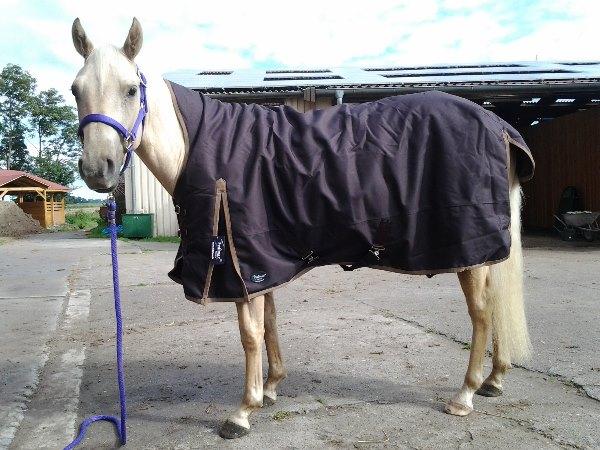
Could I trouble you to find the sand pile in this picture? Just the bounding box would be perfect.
[0,202,44,237]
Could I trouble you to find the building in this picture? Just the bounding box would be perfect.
[126,61,600,235]
[0,170,70,227]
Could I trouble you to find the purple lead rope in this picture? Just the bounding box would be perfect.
[64,197,127,449]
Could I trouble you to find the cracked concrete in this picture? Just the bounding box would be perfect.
[2,232,599,449]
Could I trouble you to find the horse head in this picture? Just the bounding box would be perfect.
[71,18,145,192]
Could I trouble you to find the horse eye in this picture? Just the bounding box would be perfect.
[71,85,79,99]
[128,86,138,97]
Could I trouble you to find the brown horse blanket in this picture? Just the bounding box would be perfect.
[166,82,534,303]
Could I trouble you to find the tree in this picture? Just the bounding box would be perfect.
[43,111,79,163]
[31,88,78,159]
[0,64,80,186]
[0,121,32,170]
[30,88,80,184]
[65,194,101,204]
[0,64,36,169]
[34,157,76,187]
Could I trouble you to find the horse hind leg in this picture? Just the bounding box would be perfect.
[219,295,265,439]
[445,267,490,416]
[477,171,530,398]
[263,292,287,407]
[476,334,509,397]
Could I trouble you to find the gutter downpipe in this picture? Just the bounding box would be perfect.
[129,154,137,214]
[335,89,344,105]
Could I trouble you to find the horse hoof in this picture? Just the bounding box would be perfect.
[476,383,502,397]
[219,420,250,439]
[263,395,276,407]
[444,400,473,416]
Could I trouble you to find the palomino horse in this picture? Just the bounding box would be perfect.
[71,18,532,439]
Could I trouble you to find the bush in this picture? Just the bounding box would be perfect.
[65,209,101,230]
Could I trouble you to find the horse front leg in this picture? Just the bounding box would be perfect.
[445,267,490,416]
[219,295,265,439]
[263,292,287,406]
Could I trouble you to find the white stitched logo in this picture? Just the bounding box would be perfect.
[250,272,267,283]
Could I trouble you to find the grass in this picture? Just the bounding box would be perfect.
[57,208,181,243]
[121,236,181,243]
[65,203,103,212]
[54,209,103,233]
[140,236,180,243]
[272,410,293,421]
[87,221,108,238]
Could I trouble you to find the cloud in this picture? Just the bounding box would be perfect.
[1,0,599,198]
[3,0,599,98]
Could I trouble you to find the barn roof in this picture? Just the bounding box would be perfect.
[0,170,70,191]
[165,61,600,95]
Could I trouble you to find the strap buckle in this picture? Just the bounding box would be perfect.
[369,245,385,260]
[302,250,318,264]
[124,134,134,150]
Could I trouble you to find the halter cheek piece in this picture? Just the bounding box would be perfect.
[77,67,148,175]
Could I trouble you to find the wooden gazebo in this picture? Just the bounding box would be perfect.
[0,170,70,227]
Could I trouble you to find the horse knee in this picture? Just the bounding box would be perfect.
[240,332,263,353]
[467,298,490,324]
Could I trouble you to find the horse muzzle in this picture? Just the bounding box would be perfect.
[78,155,119,192]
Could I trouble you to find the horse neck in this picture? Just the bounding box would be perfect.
[135,75,187,196]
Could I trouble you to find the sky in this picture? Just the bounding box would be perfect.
[1,0,599,199]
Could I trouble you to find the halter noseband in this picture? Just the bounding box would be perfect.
[78,67,148,175]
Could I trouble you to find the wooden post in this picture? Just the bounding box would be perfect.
[43,189,48,228]
[51,193,55,226]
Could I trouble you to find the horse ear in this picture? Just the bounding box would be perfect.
[122,18,143,61]
[72,18,94,59]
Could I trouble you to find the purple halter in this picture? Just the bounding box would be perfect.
[78,67,148,175]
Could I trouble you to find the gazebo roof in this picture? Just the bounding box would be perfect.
[0,170,70,192]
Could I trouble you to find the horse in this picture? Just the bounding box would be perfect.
[71,17,533,439]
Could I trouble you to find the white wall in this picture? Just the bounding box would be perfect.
[124,154,178,236]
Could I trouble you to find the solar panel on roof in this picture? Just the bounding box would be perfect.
[165,61,600,95]
[198,71,233,75]
[263,75,343,82]
[560,62,600,66]
[364,63,525,72]
[266,69,331,74]
[381,69,576,78]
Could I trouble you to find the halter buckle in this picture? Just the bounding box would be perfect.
[124,134,134,150]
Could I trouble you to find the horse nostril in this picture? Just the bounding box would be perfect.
[106,158,115,175]
[78,158,84,177]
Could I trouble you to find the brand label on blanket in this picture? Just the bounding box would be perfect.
[250,272,268,283]
[211,236,225,265]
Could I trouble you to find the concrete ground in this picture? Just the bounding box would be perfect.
[1,232,599,449]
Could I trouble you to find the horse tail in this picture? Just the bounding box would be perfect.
[486,155,532,365]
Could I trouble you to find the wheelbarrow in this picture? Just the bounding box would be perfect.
[554,211,600,242]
